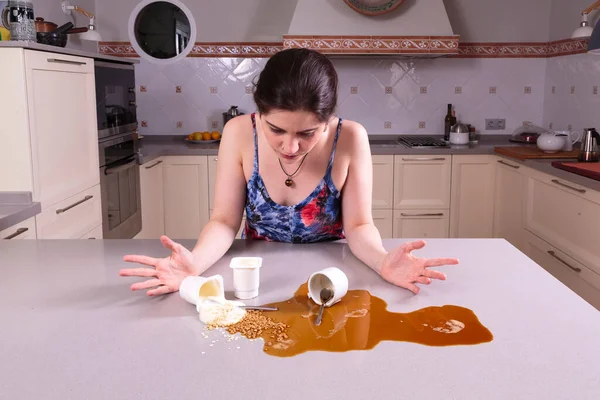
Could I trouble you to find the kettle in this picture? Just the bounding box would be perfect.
[223,105,243,127]
[578,128,600,162]
[449,121,470,145]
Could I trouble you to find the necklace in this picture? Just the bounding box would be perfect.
[278,154,309,187]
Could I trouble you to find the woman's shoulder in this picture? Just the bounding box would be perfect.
[337,118,369,154]
[217,114,255,158]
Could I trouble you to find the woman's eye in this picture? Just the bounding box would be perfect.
[271,128,285,134]
[299,132,314,138]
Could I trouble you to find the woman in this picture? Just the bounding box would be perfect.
[120,49,459,296]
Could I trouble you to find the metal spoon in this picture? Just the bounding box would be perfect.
[239,305,278,311]
[315,287,333,326]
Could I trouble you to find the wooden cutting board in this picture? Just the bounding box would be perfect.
[494,146,580,160]
[551,161,600,181]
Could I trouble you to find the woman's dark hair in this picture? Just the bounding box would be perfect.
[253,48,338,123]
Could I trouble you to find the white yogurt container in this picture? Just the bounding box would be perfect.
[230,257,262,299]
[179,275,224,306]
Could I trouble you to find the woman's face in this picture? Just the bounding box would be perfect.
[260,110,328,164]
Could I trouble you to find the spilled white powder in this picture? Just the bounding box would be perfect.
[197,296,246,326]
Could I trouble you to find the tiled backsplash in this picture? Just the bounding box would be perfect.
[543,53,600,133]
[135,57,547,136]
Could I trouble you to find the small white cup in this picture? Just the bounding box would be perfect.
[179,275,224,306]
[230,257,262,299]
[307,267,349,307]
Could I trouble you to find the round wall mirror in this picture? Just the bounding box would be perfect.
[128,0,196,64]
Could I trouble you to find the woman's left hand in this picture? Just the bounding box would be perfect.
[378,240,459,294]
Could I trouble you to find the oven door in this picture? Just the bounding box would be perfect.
[95,61,138,140]
[99,134,142,239]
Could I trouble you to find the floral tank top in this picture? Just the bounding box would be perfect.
[242,113,345,243]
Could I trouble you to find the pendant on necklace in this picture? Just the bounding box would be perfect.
[285,178,293,187]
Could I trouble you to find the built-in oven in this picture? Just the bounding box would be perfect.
[94,61,137,140]
[99,132,142,239]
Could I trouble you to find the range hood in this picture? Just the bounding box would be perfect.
[282,0,459,57]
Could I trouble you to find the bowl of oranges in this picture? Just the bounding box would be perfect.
[186,131,221,144]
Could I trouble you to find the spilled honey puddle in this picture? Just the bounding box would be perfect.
[227,283,493,357]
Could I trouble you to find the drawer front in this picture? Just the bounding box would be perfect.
[393,209,449,238]
[80,224,103,239]
[1,217,37,240]
[36,185,102,239]
[523,231,600,310]
[525,175,600,275]
[372,209,393,239]
[394,155,451,209]
[24,50,93,74]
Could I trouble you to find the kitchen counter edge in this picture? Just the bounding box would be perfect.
[0,41,138,64]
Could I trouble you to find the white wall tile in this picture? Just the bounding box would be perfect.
[135,57,546,135]
[543,54,600,135]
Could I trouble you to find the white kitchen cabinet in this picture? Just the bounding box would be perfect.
[493,157,525,250]
[80,224,103,240]
[1,217,37,240]
[24,51,99,208]
[393,155,451,209]
[0,48,102,239]
[522,230,600,311]
[393,209,449,238]
[163,156,209,240]
[449,155,496,238]
[208,156,219,210]
[136,158,165,239]
[372,155,394,209]
[523,168,600,276]
[372,209,393,239]
[35,185,102,239]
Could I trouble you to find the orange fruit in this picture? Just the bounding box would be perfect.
[193,132,202,141]
[202,132,211,141]
[211,131,221,140]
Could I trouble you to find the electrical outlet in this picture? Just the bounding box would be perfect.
[486,119,506,130]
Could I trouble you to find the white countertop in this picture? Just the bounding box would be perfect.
[0,41,138,64]
[0,238,599,399]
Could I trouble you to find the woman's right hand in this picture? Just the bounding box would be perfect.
[119,235,198,296]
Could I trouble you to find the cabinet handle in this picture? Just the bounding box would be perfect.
[47,58,86,66]
[400,213,444,217]
[213,158,218,161]
[402,157,446,161]
[56,195,94,214]
[551,179,586,194]
[497,160,520,169]
[145,160,163,169]
[3,227,28,240]
[547,250,582,273]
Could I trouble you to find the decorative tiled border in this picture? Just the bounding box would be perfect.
[99,38,589,58]
[455,38,588,58]
[99,41,282,58]
[282,35,460,55]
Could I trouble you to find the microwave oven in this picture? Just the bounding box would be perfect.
[94,61,138,140]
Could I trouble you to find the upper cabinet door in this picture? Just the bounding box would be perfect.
[24,51,99,209]
[393,155,451,210]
